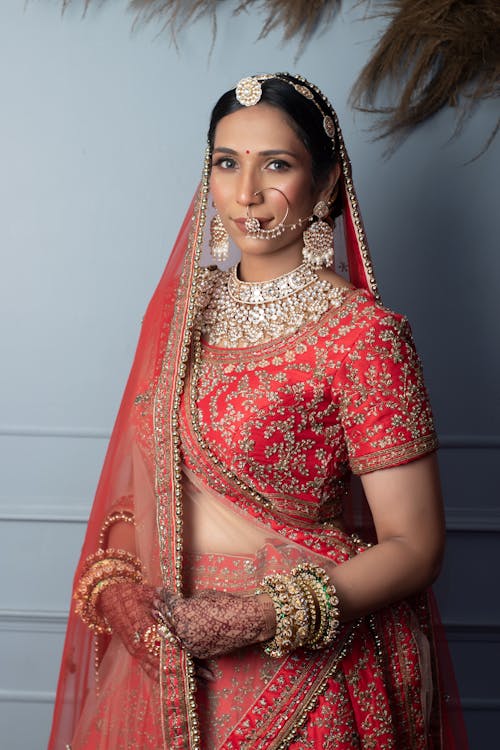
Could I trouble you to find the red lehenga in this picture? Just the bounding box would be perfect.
[48,106,467,749]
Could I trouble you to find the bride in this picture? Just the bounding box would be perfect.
[49,73,466,749]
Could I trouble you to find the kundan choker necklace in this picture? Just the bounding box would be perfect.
[197,263,348,348]
[227,263,316,304]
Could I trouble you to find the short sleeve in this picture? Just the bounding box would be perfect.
[336,310,438,475]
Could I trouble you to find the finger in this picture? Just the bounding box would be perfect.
[151,602,173,620]
[161,591,181,610]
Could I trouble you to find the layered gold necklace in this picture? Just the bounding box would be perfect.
[197,263,347,348]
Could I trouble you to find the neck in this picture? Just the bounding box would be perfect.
[237,246,303,283]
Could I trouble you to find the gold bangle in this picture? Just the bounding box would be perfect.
[293,575,318,643]
[98,510,135,550]
[75,557,143,603]
[259,575,295,658]
[79,548,144,579]
[74,549,145,633]
[296,573,328,647]
[258,573,311,657]
[292,562,340,650]
[77,575,136,634]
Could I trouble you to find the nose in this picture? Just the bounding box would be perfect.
[236,168,263,209]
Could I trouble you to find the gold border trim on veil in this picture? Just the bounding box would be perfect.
[153,146,212,750]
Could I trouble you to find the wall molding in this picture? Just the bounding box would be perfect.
[461,698,500,711]
[0,426,109,439]
[0,689,56,704]
[438,435,500,449]
[444,622,500,641]
[1,428,499,449]
[0,610,68,634]
[445,507,500,533]
[0,504,89,523]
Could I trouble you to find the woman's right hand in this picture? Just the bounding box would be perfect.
[98,581,159,679]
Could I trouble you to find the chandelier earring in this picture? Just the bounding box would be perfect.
[209,213,229,262]
[302,200,334,269]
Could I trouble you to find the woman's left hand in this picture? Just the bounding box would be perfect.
[153,590,275,659]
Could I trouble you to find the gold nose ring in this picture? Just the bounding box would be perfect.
[245,188,290,239]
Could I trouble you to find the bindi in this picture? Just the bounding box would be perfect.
[245,149,251,154]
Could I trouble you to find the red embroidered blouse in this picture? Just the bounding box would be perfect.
[190,287,437,526]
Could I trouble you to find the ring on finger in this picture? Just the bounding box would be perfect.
[143,625,162,657]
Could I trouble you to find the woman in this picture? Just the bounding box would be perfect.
[49,73,466,749]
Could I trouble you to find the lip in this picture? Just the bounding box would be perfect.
[233,217,273,230]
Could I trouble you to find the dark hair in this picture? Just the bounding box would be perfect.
[207,74,342,219]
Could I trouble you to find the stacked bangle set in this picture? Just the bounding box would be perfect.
[74,547,145,634]
[259,562,340,658]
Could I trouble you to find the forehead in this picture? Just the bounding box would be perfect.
[213,103,307,154]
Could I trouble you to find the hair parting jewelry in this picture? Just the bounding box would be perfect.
[234,74,336,152]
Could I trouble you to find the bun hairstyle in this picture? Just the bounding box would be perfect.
[207,74,342,220]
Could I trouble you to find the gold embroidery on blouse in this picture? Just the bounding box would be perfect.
[190,283,436,531]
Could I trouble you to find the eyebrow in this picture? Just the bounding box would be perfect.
[212,147,298,158]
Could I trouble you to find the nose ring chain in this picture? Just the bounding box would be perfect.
[245,187,291,240]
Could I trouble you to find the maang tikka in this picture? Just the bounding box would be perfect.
[209,213,229,262]
[302,200,334,269]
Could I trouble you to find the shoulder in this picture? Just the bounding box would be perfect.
[332,289,410,342]
[345,289,406,325]
[330,290,426,389]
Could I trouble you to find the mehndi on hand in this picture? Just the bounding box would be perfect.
[154,590,276,660]
[99,581,160,678]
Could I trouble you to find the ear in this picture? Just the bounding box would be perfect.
[315,163,341,204]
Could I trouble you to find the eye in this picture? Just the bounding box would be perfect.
[213,157,237,169]
[267,159,290,171]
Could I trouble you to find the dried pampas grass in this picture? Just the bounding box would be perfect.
[350,0,500,151]
[61,0,341,45]
[235,1,341,44]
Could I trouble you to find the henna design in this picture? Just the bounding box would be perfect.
[156,590,276,659]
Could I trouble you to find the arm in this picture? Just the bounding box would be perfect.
[107,516,137,554]
[327,452,445,622]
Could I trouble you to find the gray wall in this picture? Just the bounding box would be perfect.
[0,1,498,747]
